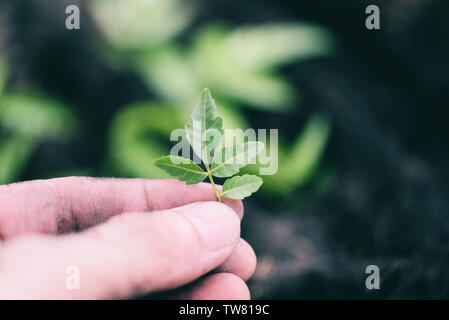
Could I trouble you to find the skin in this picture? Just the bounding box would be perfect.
[0,177,257,300]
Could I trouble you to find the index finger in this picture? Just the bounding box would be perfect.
[0,177,243,239]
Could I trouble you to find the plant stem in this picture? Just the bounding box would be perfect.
[205,163,222,202]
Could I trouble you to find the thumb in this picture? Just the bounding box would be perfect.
[0,202,240,299]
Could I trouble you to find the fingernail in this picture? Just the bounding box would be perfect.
[184,202,240,251]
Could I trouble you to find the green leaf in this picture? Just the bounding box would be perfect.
[154,155,207,184]
[211,141,263,177]
[221,174,263,200]
[150,88,263,201]
[185,88,223,165]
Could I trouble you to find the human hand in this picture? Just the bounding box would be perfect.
[0,177,256,299]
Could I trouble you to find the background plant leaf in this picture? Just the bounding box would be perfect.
[0,135,34,184]
[243,113,331,194]
[0,93,76,140]
[0,92,77,184]
[92,0,195,51]
[0,60,5,97]
[108,102,182,179]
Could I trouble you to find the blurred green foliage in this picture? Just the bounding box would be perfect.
[0,61,77,183]
[136,23,333,112]
[245,114,332,195]
[0,93,76,139]
[109,102,181,179]
[0,61,5,97]
[0,0,336,206]
[92,0,195,51]
[96,0,334,200]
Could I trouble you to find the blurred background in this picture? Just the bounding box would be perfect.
[0,0,448,299]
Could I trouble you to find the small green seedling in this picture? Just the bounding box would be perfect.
[154,88,263,202]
